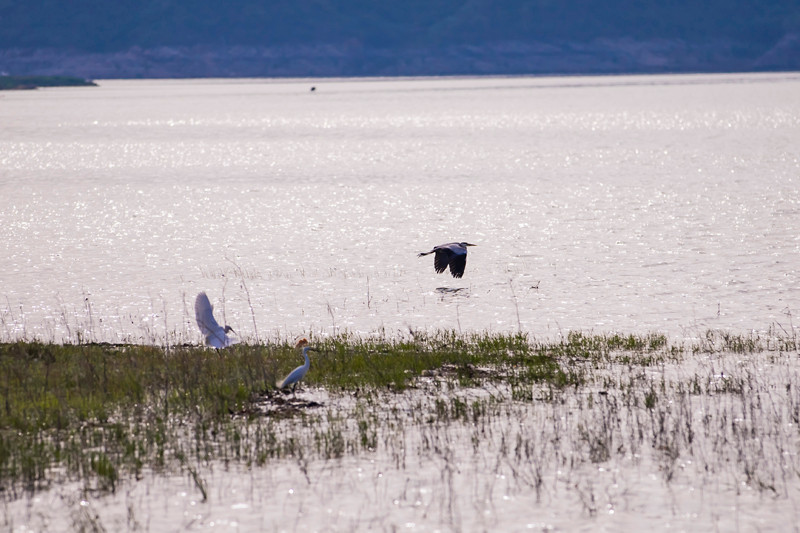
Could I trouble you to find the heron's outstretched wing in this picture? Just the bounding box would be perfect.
[195,292,222,338]
[435,243,468,278]
[448,252,468,278]
[433,248,454,274]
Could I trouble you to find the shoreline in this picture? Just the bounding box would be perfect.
[0,75,97,90]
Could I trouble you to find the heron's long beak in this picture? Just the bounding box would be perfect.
[466,243,477,246]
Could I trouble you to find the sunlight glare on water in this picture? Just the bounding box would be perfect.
[0,73,799,343]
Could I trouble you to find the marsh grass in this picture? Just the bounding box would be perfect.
[1,328,798,507]
[690,327,798,353]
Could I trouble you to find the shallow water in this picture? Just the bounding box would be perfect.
[4,346,800,532]
[1,73,799,343]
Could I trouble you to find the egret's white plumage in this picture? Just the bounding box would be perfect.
[418,242,477,278]
[279,338,312,392]
[194,291,237,348]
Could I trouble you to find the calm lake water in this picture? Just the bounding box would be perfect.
[2,73,800,531]
[1,73,799,344]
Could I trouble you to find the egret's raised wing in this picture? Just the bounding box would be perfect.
[195,292,222,338]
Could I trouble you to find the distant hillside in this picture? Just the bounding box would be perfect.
[1,0,799,77]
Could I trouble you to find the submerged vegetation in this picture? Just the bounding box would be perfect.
[0,329,798,514]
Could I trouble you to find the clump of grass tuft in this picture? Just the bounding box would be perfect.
[691,329,798,354]
[309,330,572,391]
[536,331,675,366]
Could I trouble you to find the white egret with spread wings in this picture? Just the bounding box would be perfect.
[194,291,237,348]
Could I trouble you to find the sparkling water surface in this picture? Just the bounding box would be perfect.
[1,73,798,342]
[2,73,800,532]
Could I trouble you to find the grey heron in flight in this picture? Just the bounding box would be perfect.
[194,291,237,349]
[418,242,477,278]
[278,338,315,394]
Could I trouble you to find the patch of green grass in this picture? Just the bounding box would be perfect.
[0,331,682,440]
[542,331,673,363]
[309,331,572,391]
[1,328,791,496]
[0,332,588,492]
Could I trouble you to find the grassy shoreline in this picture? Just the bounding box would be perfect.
[0,329,797,498]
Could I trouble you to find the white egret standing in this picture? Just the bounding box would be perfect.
[278,338,314,394]
[418,242,477,278]
[194,291,237,348]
